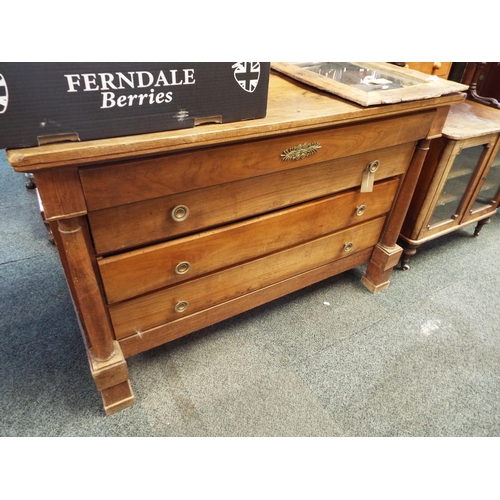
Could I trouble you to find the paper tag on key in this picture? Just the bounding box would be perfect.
[361,160,380,192]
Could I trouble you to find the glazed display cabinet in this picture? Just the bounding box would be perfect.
[400,100,500,269]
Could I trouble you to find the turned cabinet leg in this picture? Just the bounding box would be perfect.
[401,253,412,271]
[473,217,490,237]
[400,242,419,271]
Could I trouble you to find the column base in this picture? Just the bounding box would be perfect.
[87,341,136,415]
[362,243,403,294]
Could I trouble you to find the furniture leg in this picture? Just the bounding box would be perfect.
[400,241,419,271]
[25,172,36,189]
[362,139,430,291]
[473,217,490,237]
[56,217,135,413]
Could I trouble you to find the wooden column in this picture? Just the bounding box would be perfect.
[57,217,115,360]
[362,138,431,292]
[35,168,135,415]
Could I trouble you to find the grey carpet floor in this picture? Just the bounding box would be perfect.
[1,148,499,437]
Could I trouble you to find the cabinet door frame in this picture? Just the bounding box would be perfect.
[461,135,500,225]
[421,133,498,239]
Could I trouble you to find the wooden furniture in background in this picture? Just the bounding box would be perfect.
[405,62,452,79]
[448,62,500,108]
[7,72,464,415]
[400,100,500,269]
[467,62,500,109]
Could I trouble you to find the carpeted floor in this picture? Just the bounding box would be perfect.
[1,148,499,437]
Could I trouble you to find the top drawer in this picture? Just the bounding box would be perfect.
[88,143,415,254]
[79,111,435,211]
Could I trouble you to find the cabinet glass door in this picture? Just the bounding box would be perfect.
[470,147,500,213]
[428,144,486,227]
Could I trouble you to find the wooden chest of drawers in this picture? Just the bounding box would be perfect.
[7,72,464,415]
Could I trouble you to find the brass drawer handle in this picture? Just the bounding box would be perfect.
[174,300,189,313]
[343,242,354,252]
[281,142,321,161]
[356,205,366,217]
[175,261,191,275]
[171,205,189,222]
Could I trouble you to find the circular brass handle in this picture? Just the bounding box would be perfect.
[174,300,189,313]
[175,261,191,275]
[171,205,189,222]
[343,242,354,252]
[356,205,366,217]
[367,160,380,173]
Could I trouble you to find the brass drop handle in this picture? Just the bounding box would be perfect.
[174,301,189,313]
[175,261,191,274]
[175,261,191,275]
[343,242,354,252]
[356,205,366,217]
[171,205,189,222]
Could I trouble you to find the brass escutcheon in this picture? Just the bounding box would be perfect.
[356,205,366,216]
[174,300,189,313]
[171,205,189,222]
[175,261,191,275]
[367,160,380,173]
[343,242,354,252]
[281,142,321,161]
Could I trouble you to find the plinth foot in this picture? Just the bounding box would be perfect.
[87,341,136,415]
[362,243,403,293]
[101,380,136,416]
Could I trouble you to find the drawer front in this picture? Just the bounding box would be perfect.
[99,179,398,304]
[80,110,434,211]
[109,216,386,340]
[89,143,413,254]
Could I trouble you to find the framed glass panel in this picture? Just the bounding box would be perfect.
[471,148,500,212]
[429,145,485,227]
[271,62,468,106]
[293,62,420,92]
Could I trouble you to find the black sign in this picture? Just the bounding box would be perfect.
[0,62,270,149]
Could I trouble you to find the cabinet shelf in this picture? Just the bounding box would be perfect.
[475,197,495,206]
[447,166,474,180]
[436,192,460,206]
[480,181,496,192]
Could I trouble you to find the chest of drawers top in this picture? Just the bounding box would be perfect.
[7,72,464,173]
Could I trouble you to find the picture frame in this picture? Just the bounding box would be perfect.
[271,62,468,106]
